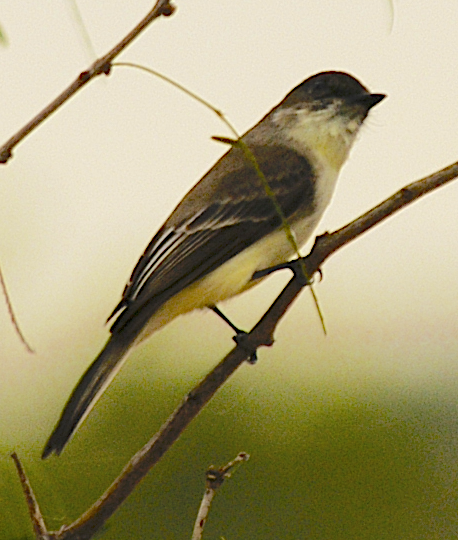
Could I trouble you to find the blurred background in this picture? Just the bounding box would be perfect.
[1,1,458,538]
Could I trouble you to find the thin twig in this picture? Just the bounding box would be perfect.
[66,0,97,61]
[192,452,250,540]
[11,452,49,539]
[192,485,217,540]
[42,159,458,540]
[0,0,175,163]
[0,264,34,352]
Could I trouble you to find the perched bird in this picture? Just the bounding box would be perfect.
[42,71,385,458]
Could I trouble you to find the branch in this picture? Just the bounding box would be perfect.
[11,453,49,539]
[192,452,250,540]
[53,344,258,539]
[256,160,458,281]
[34,159,458,539]
[0,0,175,164]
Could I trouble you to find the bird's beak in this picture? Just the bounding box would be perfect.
[360,93,386,110]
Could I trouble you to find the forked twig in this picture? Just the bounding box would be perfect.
[192,452,250,540]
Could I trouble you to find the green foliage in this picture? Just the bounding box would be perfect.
[2,371,457,539]
[0,24,8,46]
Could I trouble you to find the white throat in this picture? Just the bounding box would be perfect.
[271,103,363,230]
[273,104,361,172]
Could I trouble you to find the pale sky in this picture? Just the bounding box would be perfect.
[1,0,458,449]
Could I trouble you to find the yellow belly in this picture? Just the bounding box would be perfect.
[135,211,322,344]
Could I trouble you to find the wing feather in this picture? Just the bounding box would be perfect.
[109,144,315,334]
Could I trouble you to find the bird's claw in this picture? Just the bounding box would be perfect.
[233,332,258,364]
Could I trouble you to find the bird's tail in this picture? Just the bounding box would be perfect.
[42,335,134,459]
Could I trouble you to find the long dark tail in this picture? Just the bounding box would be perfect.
[42,335,134,458]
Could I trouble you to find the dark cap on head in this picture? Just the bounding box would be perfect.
[280,71,385,110]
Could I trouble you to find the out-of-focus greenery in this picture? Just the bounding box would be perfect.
[0,24,7,46]
[2,348,457,540]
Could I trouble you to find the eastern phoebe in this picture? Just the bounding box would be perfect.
[42,71,385,458]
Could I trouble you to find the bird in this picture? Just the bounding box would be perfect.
[42,71,385,458]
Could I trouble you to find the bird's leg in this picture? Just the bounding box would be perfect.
[211,306,257,364]
[252,260,323,285]
[251,261,292,281]
[211,306,241,334]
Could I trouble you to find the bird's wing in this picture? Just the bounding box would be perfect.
[109,144,315,335]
